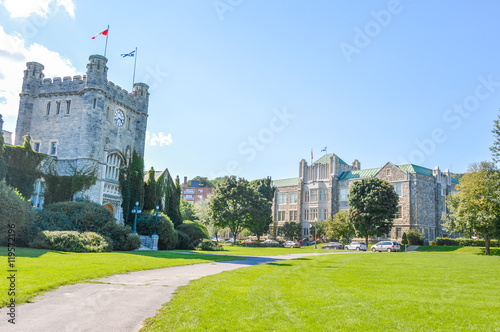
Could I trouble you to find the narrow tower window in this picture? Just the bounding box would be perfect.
[46,102,51,115]
[93,98,97,109]
[56,101,61,114]
[66,100,71,114]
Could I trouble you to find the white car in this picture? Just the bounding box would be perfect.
[344,242,368,251]
[263,239,278,244]
[284,241,300,248]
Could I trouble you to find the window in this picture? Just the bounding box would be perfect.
[93,98,97,109]
[277,211,286,222]
[66,100,71,114]
[198,195,203,200]
[387,169,391,176]
[127,117,131,130]
[395,205,402,219]
[304,209,309,221]
[290,193,298,204]
[46,101,51,115]
[105,153,123,181]
[304,191,310,203]
[278,194,287,205]
[310,208,318,221]
[442,196,446,212]
[56,101,61,114]
[184,195,194,200]
[33,142,40,152]
[198,189,203,193]
[319,190,322,201]
[318,209,322,221]
[184,189,195,194]
[49,141,57,155]
[340,188,349,201]
[393,184,402,196]
[396,228,402,239]
[289,210,298,221]
[106,106,110,118]
[303,228,309,236]
[310,189,318,202]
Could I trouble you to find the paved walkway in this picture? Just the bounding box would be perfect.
[0,251,349,332]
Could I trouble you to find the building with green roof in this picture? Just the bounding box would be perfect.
[272,154,458,243]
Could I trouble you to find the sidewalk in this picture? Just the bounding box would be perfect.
[0,251,346,332]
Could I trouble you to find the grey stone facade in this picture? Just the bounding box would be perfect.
[15,55,149,221]
[272,153,458,243]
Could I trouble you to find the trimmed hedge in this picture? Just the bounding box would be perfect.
[176,221,209,248]
[176,231,191,249]
[235,242,283,247]
[136,214,178,250]
[436,237,500,247]
[33,230,112,252]
[196,239,224,251]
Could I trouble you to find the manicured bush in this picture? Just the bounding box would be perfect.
[0,180,35,246]
[436,237,500,247]
[176,220,209,248]
[235,242,283,247]
[406,229,424,245]
[32,230,111,252]
[29,201,140,251]
[176,230,192,249]
[196,239,224,251]
[136,213,178,250]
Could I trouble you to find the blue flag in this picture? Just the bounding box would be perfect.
[321,146,327,152]
[121,50,135,58]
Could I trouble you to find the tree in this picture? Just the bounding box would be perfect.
[119,150,144,225]
[247,177,275,242]
[348,178,399,246]
[401,232,408,246]
[325,210,355,243]
[188,176,214,188]
[194,196,220,240]
[490,112,500,163]
[443,162,500,255]
[280,221,302,241]
[209,176,254,244]
[180,198,197,221]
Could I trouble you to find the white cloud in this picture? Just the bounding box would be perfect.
[3,0,75,18]
[0,25,77,128]
[146,131,173,147]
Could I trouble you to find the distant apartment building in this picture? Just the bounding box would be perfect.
[181,177,213,204]
[272,153,458,243]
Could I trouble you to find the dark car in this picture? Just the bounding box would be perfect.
[322,242,344,250]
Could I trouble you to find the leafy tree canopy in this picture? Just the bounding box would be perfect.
[348,178,399,245]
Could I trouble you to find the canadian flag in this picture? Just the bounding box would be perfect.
[92,28,108,39]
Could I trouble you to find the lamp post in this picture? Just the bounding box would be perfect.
[151,205,160,251]
[131,201,142,234]
[314,218,317,249]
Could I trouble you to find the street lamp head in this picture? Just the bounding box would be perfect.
[135,201,139,207]
[156,205,159,210]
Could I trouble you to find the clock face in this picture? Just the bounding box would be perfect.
[114,110,125,127]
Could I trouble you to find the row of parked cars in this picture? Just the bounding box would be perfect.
[322,241,401,252]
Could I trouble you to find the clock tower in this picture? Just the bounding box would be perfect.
[15,54,149,221]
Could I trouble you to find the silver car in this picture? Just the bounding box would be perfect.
[371,241,401,252]
[344,242,368,251]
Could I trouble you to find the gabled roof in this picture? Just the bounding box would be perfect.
[396,164,433,177]
[313,153,347,165]
[272,178,299,187]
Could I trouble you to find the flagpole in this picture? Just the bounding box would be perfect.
[104,25,109,57]
[132,47,137,86]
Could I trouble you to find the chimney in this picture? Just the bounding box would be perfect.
[184,176,187,186]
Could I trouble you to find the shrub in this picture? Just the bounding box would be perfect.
[32,230,111,252]
[436,237,500,247]
[176,231,192,249]
[136,213,178,250]
[406,229,424,245]
[176,221,209,248]
[29,201,140,251]
[0,180,35,246]
[196,239,224,251]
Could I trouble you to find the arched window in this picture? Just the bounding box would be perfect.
[105,153,123,181]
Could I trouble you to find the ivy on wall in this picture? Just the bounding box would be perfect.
[43,159,98,204]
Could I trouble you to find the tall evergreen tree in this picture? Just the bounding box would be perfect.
[119,150,144,225]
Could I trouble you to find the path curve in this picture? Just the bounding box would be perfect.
[0,251,349,332]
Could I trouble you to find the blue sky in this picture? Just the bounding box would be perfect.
[1,0,499,181]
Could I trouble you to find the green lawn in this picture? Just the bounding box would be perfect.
[141,251,500,331]
[0,247,242,307]
[181,243,340,256]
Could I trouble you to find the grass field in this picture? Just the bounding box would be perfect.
[0,247,242,307]
[141,250,500,331]
[180,243,341,256]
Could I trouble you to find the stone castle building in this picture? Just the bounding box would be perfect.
[272,153,458,243]
[15,55,149,221]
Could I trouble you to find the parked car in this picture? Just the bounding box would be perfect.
[284,241,300,248]
[322,242,344,250]
[371,241,401,252]
[344,242,368,251]
[243,239,255,244]
[263,239,278,244]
